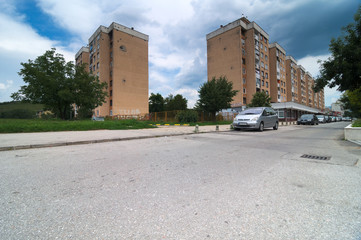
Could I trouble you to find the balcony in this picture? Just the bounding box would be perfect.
[255,64,260,70]
[254,34,259,40]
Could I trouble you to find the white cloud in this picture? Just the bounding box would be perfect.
[0,80,13,90]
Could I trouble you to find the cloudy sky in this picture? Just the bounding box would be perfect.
[0,0,358,107]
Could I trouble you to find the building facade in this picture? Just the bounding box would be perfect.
[206,17,325,114]
[269,43,287,103]
[206,17,270,108]
[75,22,149,117]
[285,56,298,103]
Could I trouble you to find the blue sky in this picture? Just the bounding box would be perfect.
[0,0,358,107]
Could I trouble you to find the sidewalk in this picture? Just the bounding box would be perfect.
[0,125,231,151]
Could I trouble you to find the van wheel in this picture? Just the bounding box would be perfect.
[259,122,264,132]
[273,121,278,130]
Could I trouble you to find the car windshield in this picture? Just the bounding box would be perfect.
[300,114,313,119]
[316,115,324,118]
[240,108,263,115]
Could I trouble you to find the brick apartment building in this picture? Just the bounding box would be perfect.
[75,22,149,117]
[207,17,325,119]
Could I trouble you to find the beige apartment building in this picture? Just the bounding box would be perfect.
[285,56,299,103]
[207,17,325,119]
[75,22,149,117]
[206,17,270,107]
[269,43,287,103]
[297,65,307,105]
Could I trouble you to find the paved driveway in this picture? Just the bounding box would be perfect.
[0,122,360,239]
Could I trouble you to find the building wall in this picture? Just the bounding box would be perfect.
[285,57,298,103]
[77,23,149,117]
[269,43,286,103]
[207,26,243,107]
[297,66,307,105]
[207,17,270,107]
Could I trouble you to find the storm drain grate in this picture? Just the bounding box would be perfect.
[301,154,331,161]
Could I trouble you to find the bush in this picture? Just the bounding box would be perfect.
[0,109,35,119]
[352,119,361,127]
[176,110,198,123]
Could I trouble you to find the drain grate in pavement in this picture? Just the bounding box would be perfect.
[300,154,331,161]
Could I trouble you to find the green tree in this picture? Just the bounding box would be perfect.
[11,49,108,120]
[339,89,361,118]
[149,93,164,112]
[248,91,271,107]
[314,6,361,92]
[164,94,188,111]
[195,76,238,116]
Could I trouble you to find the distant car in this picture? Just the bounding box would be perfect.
[331,116,336,122]
[316,115,326,123]
[297,114,319,125]
[324,115,330,123]
[345,117,352,121]
[233,107,279,132]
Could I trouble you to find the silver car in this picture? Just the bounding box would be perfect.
[233,107,279,131]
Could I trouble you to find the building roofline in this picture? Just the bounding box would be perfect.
[269,42,286,55]
[75,46,89,59]
[297,65,306,72]
[88,22,149,44]
[306,72,312,78]
[285,55,297,63]
[206,18,269,40]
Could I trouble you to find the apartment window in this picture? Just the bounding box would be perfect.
[265,64,268,70]
[110,110,113,116]
[110,61,113,67]
[97,62,99,69]
[97,52,99,59]
[110,90,112,97]
[97,34,100,41]
[243,88,246,94]
[266,82,269,88]
[110,100,113,106]
[241,39,245,46]
[265,55,268,61]
[266,90,269,95]
[97,43,100,49]
[96,72,99,77]
[261,62,264,68]
[243,68,246,74]
[260,43,263,49]
[265,46,267,52]
[110,80,113,87]
[243,97,247,104]
[110,70,112,77]
[243,78,246,84]
[242,49,246,55]
[265,73,268,79]
[110,51,113,59]
[262,80,264,86]
[264,38,267,44]
[262,71,264,77]
[260,35,263,41]
[261,52,264,58]
[93,65,95,71]
[242,58,246,65]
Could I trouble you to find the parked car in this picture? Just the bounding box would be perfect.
[233,107,279,132]
[324,115,331,123]
[297,114,319,125]
[316,115,326,123]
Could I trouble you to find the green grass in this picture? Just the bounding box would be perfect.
[0,119,156,133]
[352,119,361,127]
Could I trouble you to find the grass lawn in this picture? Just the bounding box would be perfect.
[352,119,361,127]
[0,119,156,133]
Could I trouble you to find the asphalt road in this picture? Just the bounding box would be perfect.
[0,122,360,239]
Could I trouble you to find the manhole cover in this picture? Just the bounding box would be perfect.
[300,154,331,161]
